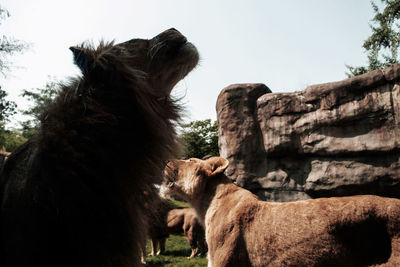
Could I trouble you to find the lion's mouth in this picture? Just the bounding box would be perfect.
[148,29,189,61]
[148,29,198,91]
[165,36,188,51]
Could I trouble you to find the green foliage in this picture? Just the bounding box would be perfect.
[0,125,27,152]
[20,78,60,138]
[180,119,219,159]
[145,235,207,267]
[0,86,16,123]
[0,5,29,152]
[347,0,400,76]
[0,85,19,152]
[0,5,29,76]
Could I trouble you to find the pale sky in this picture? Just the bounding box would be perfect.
[1,0,378,125]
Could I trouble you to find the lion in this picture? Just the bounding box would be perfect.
[141,195,206,263]
[161,157,400,267]
[166,208,207,259]
[140,191,172,264]
[0,28,198,267]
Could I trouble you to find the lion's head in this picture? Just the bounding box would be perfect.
[160,157,229,202]
[41,29,199,185]
[69,28,199,97]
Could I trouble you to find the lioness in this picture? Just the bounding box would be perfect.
[0,29,198,267]
[161,157,400,267]
[143,204,206,261]
[166,208,207,259]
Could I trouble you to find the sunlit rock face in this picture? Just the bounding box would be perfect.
[217,64,400,202]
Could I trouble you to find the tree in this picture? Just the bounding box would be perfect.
[0,86,22,152]
[0,86,16,123]
[0,5,29,76]
[0,5,29,151]
[180,119,219,159]
[0,5,22,123]
[346,0,400,76]
[0,128,26,152]
[20,78,61,138]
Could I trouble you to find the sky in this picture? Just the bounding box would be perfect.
[1,0,379,126]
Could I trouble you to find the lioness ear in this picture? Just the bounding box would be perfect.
[70,46,94,74]
[206,157,229,176]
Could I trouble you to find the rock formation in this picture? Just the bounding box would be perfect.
[217,64,400,202]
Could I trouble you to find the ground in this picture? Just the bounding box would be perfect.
[145,235,207,267]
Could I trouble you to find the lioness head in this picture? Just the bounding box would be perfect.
[160,157,229,202]
[70,28,199,97]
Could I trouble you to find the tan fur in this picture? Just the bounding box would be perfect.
[167,208,207,258]
[140,195,206,262]
[161,157,400,267]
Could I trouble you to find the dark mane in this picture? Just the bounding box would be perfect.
[0,29,198,267]
[39,42,183,184]
[35,43,182,262]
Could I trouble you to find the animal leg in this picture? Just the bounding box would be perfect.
[141,240,147,264]
[198,236,208,256]
[157,238,166,255]
[207,253,213,267]
[150,238,158,256]
[185,229,195,259]
[187,232,199,259]
[188,248,199,259]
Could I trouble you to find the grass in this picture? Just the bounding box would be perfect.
[144,198,207,266]
[144,235,208,267]
[167,198,192,209]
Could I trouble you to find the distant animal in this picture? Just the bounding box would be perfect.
[0,28,198,267]
[141,194,206,262]
[140,192,172,264]
[161,157,400,267]
[166,208,207,259]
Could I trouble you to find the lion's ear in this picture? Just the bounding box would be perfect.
[205,157,229,176]
[70,46,94,74]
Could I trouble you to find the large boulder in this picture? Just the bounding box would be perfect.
[217,64,400,202]
[217,84,271,187]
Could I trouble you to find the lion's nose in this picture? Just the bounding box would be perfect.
[168,28,179,33]
[153,28,185,43]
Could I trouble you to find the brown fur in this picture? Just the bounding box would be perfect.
[140,192,172,264]
[141,196,206,262]
[166,208,207,259]
[0,29,198,267]
[161,157,400,267]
